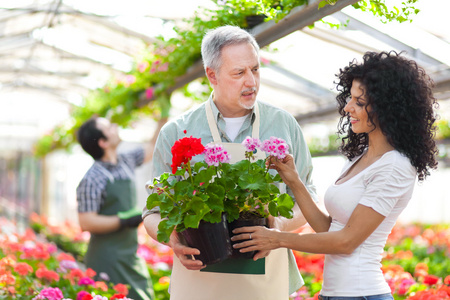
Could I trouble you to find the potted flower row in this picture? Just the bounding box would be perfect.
[146,134,294,264]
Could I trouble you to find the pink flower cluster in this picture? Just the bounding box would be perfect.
[261,136,289,159]
[242,137,262,152]
[203,143,231,166]
[242,136,289,159]
[32,287,64,300]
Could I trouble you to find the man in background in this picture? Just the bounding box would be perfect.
[76,116,166,300]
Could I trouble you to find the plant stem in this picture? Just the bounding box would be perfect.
[163,190,175,202]
[187,160,193,184]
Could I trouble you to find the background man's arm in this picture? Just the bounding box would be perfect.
[78,212,121,234]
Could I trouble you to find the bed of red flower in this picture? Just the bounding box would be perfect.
[1,214,173,300]
[290,224,450,300]
[2,213,449,300]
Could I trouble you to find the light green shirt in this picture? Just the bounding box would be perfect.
[144,95,318,216]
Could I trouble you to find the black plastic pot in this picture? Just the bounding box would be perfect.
[228,216,268,259]
[180,214,232,265]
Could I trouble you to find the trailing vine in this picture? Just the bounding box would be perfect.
[33,0,423,157]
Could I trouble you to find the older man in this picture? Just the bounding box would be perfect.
[143,25,317,300]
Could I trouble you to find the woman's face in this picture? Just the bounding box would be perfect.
[344,80,376,134]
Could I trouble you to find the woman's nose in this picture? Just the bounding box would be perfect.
[344,100,352,113]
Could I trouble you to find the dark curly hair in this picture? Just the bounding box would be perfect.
[335,51,438,181]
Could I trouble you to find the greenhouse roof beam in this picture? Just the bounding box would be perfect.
[332,11,443,67]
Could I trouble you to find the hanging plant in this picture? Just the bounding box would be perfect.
[33,0,422,157]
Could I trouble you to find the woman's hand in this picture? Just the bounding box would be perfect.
[267,155,301,188]
[231,226,282,260]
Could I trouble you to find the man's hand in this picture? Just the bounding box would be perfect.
[118,207,143,229]
[168,232,205,270]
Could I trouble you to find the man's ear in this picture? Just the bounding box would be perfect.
[206,67,218,85]
[98,137,108,149]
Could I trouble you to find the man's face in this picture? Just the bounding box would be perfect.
[207,43,260,117]
[96,118,121,149]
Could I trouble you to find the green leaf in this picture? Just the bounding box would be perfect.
[174,180,193,195]
[277,193,294,210]
[146,193,161,210]
[166,208,183,227]
[238,172,266,190]
[318,0,328,9]
[202,210,223,223]
[157,219,174,243]
[268,201,277,216]
[186,196,208,214]
[160,196,176,214]
[184,213,204,228]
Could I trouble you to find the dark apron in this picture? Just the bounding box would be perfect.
[85,163,154,300]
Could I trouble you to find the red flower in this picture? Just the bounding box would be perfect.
[94,281,108,292]
[424,274,440,285]
[36,267,60,282]
[443,275,450,286]
[57,252,75,262]
[111,294,126,299]
[82,295,93,300]
[170,136,205,173]
[85,268,96,278]
[113,283,129,295]
[0,271,16,285]
[13,262,33,276]
[414,262,428,277]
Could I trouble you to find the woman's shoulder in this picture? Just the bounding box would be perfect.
[371,150,416,177]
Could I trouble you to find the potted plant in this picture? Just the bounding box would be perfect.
[146,133,294,264]
[223,136,294,259]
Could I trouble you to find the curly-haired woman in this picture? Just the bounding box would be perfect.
[232,51,439,300]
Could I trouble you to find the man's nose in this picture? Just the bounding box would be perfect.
[244,71,256,86]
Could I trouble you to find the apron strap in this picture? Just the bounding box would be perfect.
[95,162,115,183]
[205,99,260,143]
[120,161,135,179]
[94,159,135,183]
[253,102,260,139]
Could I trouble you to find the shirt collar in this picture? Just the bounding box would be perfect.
[208,92,256,124]
[95,156,122,169]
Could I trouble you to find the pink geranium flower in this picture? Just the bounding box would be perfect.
[32,287,64,300]
[242,137,261,152]
[203,143,231,166]
[78,276,95,286]
[261,136,289,159]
